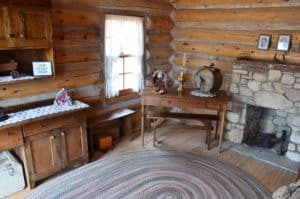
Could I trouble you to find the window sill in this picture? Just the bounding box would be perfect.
[105,89,140,105]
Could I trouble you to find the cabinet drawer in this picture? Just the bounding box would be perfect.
[0,127,23,150]
[23,115,84,137]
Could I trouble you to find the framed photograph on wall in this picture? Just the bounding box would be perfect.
[32,61,52,77]
[257,35,271,50]
[277,35,291,52]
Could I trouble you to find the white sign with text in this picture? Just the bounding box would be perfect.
[32,62,52,76]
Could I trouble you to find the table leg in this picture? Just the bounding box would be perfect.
[15,145,35,189]
[146,106,150,131]
[218,109,226,153]
[153,119,156,147]
[141,102,145,147]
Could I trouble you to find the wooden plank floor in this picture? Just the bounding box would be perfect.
[9,125,297,198]
[104,125,297,193]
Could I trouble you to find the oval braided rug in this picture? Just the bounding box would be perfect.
[26,150,271,199]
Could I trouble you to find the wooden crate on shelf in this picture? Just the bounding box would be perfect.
[91,120,120,152]
[98,136,113,151]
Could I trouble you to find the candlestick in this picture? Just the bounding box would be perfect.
[177,71,185,96]
[182,53,187,67]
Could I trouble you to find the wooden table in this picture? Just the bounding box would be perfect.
[141,87,231,152]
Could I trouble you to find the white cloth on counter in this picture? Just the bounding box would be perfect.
[0,76,34,83]
[190,90,216,97]
[0,101,89,127]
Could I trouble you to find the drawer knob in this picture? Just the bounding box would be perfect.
[61,132,65,136]
[19,33,24,38]
[50,136,55,140]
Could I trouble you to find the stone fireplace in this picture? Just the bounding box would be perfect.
[243,105,290,146]
[226,60,300,162]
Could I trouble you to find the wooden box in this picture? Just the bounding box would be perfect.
[91,120,120,152]
[98,136,113,151]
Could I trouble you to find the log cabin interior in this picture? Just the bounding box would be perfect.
[0,0,300,198]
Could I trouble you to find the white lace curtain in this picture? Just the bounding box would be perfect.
[104,15,144,98]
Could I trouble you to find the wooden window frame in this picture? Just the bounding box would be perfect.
[117,53,135,91]
[105,88,140,104]
[103,11,146,104]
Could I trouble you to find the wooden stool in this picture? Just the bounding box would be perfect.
[88,108,136,156]
[147,111,219,149]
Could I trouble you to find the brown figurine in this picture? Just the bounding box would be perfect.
[152,70,168,95]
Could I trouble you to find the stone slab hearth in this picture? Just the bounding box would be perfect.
[222,141,300,173]
[226,60,300,162]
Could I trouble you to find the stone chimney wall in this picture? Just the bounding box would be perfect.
[226,60,300,162]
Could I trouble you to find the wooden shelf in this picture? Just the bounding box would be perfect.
[234,60,300,72]
[0,75,53,86]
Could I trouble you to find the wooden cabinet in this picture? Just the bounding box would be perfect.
[61,124,89,167]
[20,7,52,48]
[0,5,52,49]
[0,9,5,43]
[20,114,88,188]
[0,6,14,48]
[25,129,62,183]
[0,2,54,84]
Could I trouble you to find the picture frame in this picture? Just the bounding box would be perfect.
[32,61,52,77]
[257,35,271,50]
[277,35,291,52]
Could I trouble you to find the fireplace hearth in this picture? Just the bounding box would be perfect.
[245,131,288,156]
[246,133,277,148]
[243,104,289,155]
[226,60,300,162]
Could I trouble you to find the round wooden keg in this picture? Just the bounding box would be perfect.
[193,66,223,93]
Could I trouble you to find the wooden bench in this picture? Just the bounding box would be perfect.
[147,110,219,150]
[88,108,136,155]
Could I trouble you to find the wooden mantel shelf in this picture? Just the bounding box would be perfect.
[234,60,300,72]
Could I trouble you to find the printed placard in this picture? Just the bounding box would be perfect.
[32,62,52,76]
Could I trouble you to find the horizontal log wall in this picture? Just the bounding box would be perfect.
[171,0,300,89]
[0,0,173,121]
[146,15,174,73]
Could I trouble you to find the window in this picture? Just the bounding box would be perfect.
[104,15,144,99]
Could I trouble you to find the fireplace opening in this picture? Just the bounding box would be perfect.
[243,105,290,155]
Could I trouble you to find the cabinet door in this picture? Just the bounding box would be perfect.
[0,7,8,48]
[61,123,89,167]
[20,7,52,48]
[25,129,62,181]
[0,6,20,48]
